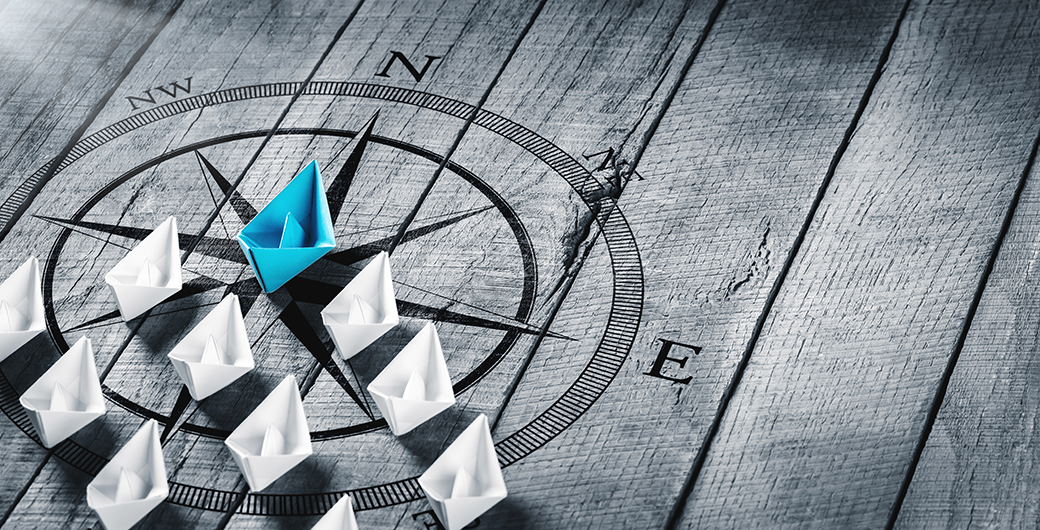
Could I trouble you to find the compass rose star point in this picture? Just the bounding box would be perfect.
[46,120,564,427]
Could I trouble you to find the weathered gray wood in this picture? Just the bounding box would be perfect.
[3,0,1040,528]
[223,1,722,529]
[45,0,555,529]
[894,157,1040,530]
[0,0,177,520]
[894,61,1040,530]
[673,1,1040,528]
[485,0,908,527]
[221,0,625,527]
[0,1,363,528]
[0,0,176,205]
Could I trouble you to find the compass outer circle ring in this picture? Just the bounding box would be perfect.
[0,82,644,515]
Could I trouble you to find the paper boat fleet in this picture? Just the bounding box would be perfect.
[87,419,168,530]
[105,216,182,320]
[225,375,312,491]
[168,293,254,400]
[238,160,336,293]
[4,147,512,525]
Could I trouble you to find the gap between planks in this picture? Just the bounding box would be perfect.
[0,0,186,245]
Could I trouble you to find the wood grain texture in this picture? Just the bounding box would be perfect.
[224,1,712,528]
[0,0,176,520]
[0,1,360,529]
[2,0,1040,529]
[486,0,906,527]
[675,0,1040,528]
[894,142,1040,530]
[0,0,176,209]
[216,1,553,528]
[894,49,1040,530]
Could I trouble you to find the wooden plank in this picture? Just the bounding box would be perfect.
[221,1,722,529]
[217,1,595,528]
[105,1,555,529]
[671,1,1040,528]
[484,0,908,527]
[3,1,1039,529]
[894,74,1040,530]
[0,0,176,207]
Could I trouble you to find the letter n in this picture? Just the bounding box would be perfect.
[375,51,441,82]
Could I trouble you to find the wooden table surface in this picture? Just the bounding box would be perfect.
[1,0,1038,528]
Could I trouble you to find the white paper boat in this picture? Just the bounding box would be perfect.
[86,419,168,530]
[311,494,359,530]
[167,294,254,400]
[0,257,45,361]
[224,375,312,491]
[419,414,507,530]
[367,322,455,436]
[105,216,182,320]
[321,251,398,360]
[19,336,105,448]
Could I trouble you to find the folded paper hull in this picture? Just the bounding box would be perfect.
[26,408,105,449]
[367,322,454,435]
[224,375,312,491]
[325,321,396,360]
[19,336,105,448]
[239,242,332,293]
[0,328,42,362]
[171,361,252,401]
[167,294,254,400]
[430,494,507,530]
[107,283,180,321]
[89,495,165,530]
[104,217,182,320]
[228,449,311,491]
[419,415,507,530]
[371,394,454,436]
[237,161,335,293]
[0,257,45,361]
[86,420,168,530]
[321,251,399,359]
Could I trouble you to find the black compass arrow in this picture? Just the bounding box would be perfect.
[160,386,196,444]
[327,112,377,224]
[196,150,257,225]
[225,276,263,316]
[324,205,494,266]
[278,300,373,419]
[284,276,571,340]
[66,276,227,331]
[37,215,246,264]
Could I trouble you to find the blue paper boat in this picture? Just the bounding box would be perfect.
[238,161,335,292]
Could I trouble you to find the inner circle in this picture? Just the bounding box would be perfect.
[42,129,538,440]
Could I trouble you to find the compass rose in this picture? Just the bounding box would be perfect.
[36,113,565,444]
[0,82,643,515]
